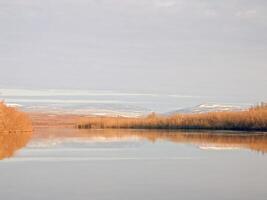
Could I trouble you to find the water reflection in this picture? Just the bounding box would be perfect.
[34,128,267,154]
[2,128,267,200]
[0,131,32,160]
[1,128,267,160]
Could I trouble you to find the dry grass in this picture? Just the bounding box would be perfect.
[0,102,33,132]
[0,102,33,159]
[77,103,267,131]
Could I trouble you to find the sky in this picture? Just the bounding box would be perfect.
[0,0,267,102]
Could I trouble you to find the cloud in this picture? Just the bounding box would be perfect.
[236,9,258,19]
[154,0,177,8]
[204,9,218,17]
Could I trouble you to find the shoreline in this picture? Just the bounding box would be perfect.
[27,108,267,133]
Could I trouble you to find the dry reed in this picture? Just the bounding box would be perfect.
[77,103,267,131]
[0,102,33,132]
[0,102,33,159]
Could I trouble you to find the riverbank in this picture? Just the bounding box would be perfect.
[77,104,267,131]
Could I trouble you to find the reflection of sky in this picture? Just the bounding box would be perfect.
[3,133,264,162]
[1,144,267,200]
[3,128,266,162]
[1,128,267,200]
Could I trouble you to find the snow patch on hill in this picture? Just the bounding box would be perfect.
[167,103,251,115]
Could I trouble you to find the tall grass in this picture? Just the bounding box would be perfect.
[77,103,267,131]
[0,102,32,132]
[0,102,33,159]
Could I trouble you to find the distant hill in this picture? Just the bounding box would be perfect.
[166,103,250,115]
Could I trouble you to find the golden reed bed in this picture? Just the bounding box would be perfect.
[77,104,267,131]
[0,102,33,159]
[0,102,32,132]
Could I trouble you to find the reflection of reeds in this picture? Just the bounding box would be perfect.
[0,131,32,160]
[77,104,267,131]
[35,128,267,154]
[0,102,33,160]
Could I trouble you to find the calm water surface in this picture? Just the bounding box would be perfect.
[1,128,267,200]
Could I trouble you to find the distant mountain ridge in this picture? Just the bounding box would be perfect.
[166,103,250,115]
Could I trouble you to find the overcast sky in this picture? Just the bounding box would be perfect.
[0,0,266,101]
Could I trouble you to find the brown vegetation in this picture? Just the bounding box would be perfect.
[0,102,33,132]
[0,102,33,159]
[77,103,267,131]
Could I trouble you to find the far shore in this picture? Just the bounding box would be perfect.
[1,101,266,132]
[26,103,267,132]
[77,104,267,132]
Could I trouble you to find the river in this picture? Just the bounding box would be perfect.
[0,128,267,200]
